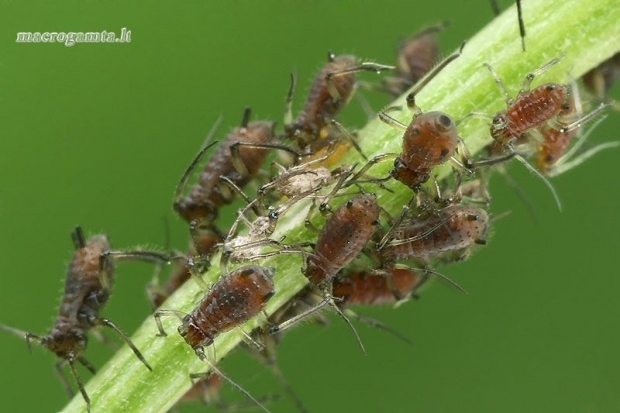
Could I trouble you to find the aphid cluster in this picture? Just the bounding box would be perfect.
[3,5,619,412]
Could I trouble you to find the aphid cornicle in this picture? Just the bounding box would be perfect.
[0,226,167,412]
[154,265,276,413]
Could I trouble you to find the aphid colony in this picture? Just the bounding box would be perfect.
[3,15,618,413]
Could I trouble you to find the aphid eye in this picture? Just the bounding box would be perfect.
[53,332,66,342]
[546,85,556,91]
[435,114,453,131]
[439,149,450,160]
[561,103,571,111]
[492,113,507,128]
[411,127,420,136]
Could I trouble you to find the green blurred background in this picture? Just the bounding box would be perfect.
[1,1,619,412]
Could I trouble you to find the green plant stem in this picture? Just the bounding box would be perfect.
[62,0,620,411]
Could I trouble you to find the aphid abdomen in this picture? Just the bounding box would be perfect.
[305,195,379,285]
[383,206,489,261]
[496,84,567,143]
[179,266,276,349]
[397,34,440,85]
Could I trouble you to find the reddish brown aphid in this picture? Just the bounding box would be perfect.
[154,265,276,412]
[381,22,448,97]
[271,194,380,351]
[485,57,569,149]
[284,53,393,153]
[380,204,489,264]
[332,267,425,306]
[305,194,380,286]
[0,227,162,412]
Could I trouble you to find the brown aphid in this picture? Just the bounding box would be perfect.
[305,194,380,286]
[284,53,393,153]
[176,266,274,348]
[485,57,569,149]
[381,22,448,97]
[332,268,425,307]
[174,109,276,226]
[0,226,161,412]
[381,205,489,264]
[154,265,275,413]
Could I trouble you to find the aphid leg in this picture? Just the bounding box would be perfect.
[345,153,397,187]
[521,55,564,93]
[318,166,354,214]
[96,318,152,371]
[379,110,409,129]
[514,154,563,211]
[186,257,210,290]
[98,250,171,290]
[66,357,91,412]
[77,356,97,375]
[517,0,526,51]
[153,309,189,337]
[551,116,619,176]
[193,347,272,413]
[377,204,412,250]
[329,118,368,161]
[483,63,513,104]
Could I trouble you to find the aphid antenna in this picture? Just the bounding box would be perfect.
[97,249,172,290]
[514,154,563,212]
[342,308,413,346]
[97,318,152,371]
[0,323,43,351]
[324,59,395,102]
[192,348,272,413]
[230,141,309,169]
[173,140,220,202]
[418,267,468,295]
[381,210,461,249]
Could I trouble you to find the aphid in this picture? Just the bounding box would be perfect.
[583,52,620,102]
[486,57,570,149]
[284,53,394,155]
[154,265,276,413]
[332,267,426,306]
[380,204,490,265]
[271,194,380,351]
[0,226,167,412]
[351,43,511,194]
[380,21,449,97]
[536,82,616,177]
[490,0,526,51]
[173,108,298,265]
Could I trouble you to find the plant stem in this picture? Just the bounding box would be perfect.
[61,0,620,411]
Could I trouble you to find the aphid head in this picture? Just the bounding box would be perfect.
[178,315,212,348]
[43,328,88,358]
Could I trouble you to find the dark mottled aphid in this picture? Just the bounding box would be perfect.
[0,227,165,412]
